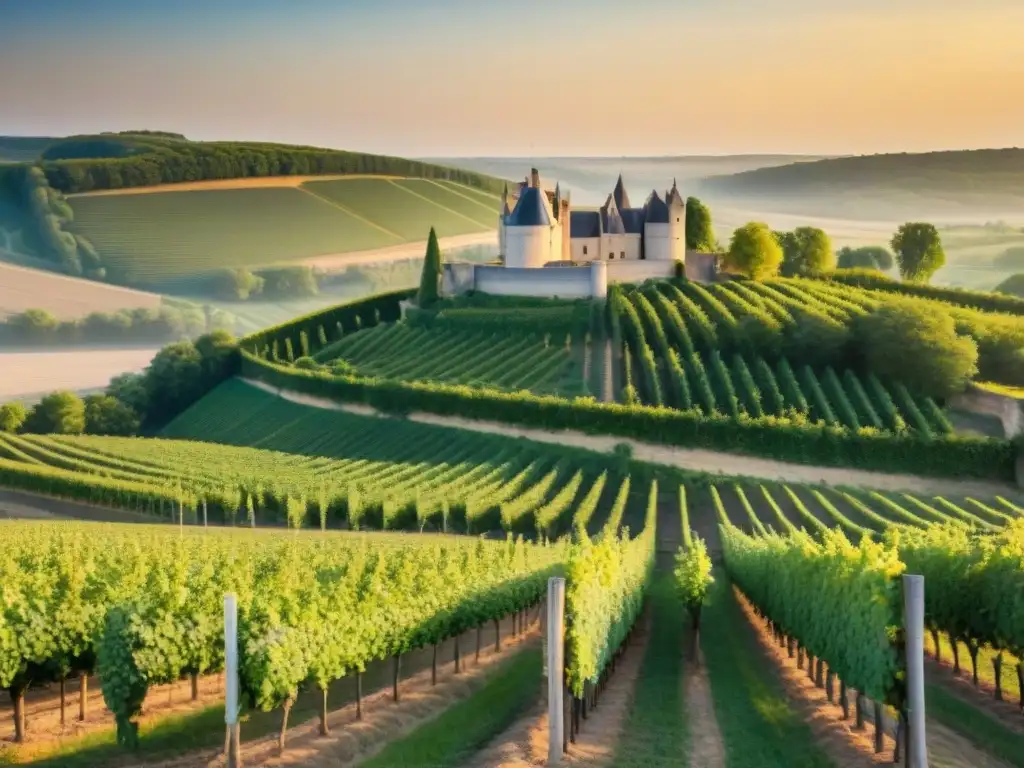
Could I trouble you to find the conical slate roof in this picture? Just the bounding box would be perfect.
[644,190,669,224]
[613,174,631,211]
[666,178,685,208]
[506,186,551,227]
[600,194,626,235]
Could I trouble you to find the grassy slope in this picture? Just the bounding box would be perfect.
[361,646,542,768]
[66,177,497,286]
[611,572,690,767]
[701,575,835,768]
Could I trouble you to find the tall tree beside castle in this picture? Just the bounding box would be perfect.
[418,227,442,307]
[685,197,716,252]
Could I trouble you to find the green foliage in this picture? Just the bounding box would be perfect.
[565,481,656,697]
[0,304,229,347]
[684,196,715,252]
[0,402,27,433]
[895,522,1024,666]
[418,227,442,307]
[725,222,783,280]
[892,222,946,283]
[42,135,504,195]
[17,165,102,277]
[853,297,978,399]
[721,523,905,704]
[830,269,1024,316]
[23,391,86,434]
[241,353,1015,481]
[776,227,835,277]
[673,538,713,619]
[837,246,894,271]
[83,394,140,436]
[213,268,265,301]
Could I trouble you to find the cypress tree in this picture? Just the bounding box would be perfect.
[685,196,716,252]
[418,227,442,307]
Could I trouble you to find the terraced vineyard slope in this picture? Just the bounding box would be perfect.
[67,178,500,287]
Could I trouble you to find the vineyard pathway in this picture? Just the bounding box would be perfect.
[239,379,1018,498]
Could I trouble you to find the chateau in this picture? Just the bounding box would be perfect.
[442,168,711,300]
[498,169,687,267]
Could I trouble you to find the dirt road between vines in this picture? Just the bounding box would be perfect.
[240,379,1022,498]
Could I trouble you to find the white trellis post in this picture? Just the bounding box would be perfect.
[547,577,565,764]
[903,574,927,767]
[224,594,242,767]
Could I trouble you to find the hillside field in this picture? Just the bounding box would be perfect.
[65,177,500,288]
[0,261,163,320]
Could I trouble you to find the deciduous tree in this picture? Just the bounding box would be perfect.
[725,222,783,280]
[84,394,140,436]
[777,227,835,277]
[0,402,27,433]
[23,391,86,434]
[837,246,894,271]
[892,223,945,283]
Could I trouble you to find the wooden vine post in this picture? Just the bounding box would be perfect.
[224,593,242,768]
[903,574,927,768]
[547,577,565,765]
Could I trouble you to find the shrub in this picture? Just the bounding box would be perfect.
[0,402,27,433]
[853,297,978,399]
[23,391,86,434]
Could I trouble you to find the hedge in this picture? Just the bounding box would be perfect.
[239,353,1016,482]
[830,270,1024,316]
[241,288,415,359]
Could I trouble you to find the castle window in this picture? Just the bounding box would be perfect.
[583,245,588,255]
[620,251,625,259]
[607,253,613,260]
[677,217,680,222]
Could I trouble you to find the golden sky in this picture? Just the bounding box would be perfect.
[2,0,1021,156]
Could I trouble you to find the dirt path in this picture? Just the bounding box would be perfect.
[466,615,650,768]
[735,590,1015,768]
[299,231,496,271]
[240,379,1019,498]
[925,656,1024,735]
[685,648,725,768]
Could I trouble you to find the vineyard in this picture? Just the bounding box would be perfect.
[67,178,498,286]
[314,324,588,398]
[611,280,955,435]
[0,381,653,540]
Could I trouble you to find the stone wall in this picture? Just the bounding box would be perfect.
[606,259,675,284]
[949,383,1023,438]
[473,265,596,299]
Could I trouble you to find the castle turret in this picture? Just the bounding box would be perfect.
[612,173,631,211]
[643,189,673,261]
[505,185,554,268]
[665,179,686,263]
[499,182,510,257]
[555,183,571,262]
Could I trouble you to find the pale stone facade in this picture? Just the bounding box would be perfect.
[498,169,686,267]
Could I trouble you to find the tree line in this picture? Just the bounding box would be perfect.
[0,303,238,347]
[0,331,240,438]
[10,166,104,278]
[39,135,506,195]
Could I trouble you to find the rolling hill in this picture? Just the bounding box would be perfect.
[697,148,1024,220]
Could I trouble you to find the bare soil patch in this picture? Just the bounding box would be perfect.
[736,590,1015,768]
[466,613,650,768]
[686,647,725,768]
[0,262,161,321]
[925,656,1024,735]
[1,347,158,402]
[123,622,541,768]
[2,671,225,756]
[66,175,401,197]
[242,380,1019,498]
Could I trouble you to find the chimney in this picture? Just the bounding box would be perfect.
[530,168,541,188]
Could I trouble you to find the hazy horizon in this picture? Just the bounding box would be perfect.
[2,0,1022,158]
